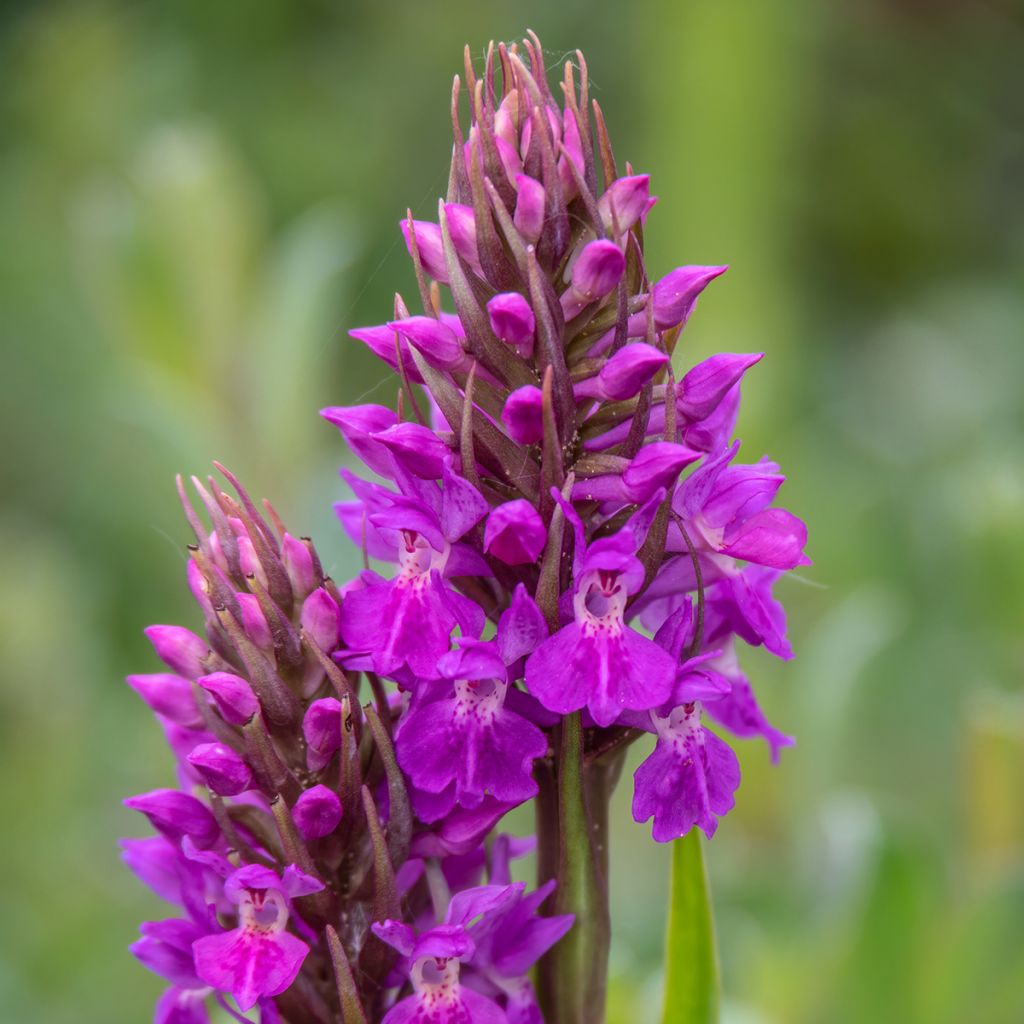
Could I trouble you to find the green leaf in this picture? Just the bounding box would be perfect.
[661,830,720,1024]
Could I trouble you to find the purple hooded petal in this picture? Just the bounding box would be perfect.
[127,673,201,728]
[401,219,448,282]
[703,652,794,763]
[447,883,523,929]
[701,458,784,530]
[389,316,465,372]
[145,626,208,680]
[441,463,489,544]
[708,567,793,660]
[348,324,424,383]
[622,442,702,503]
[652,264,728,329]
[155,987,210,1024]
[501,385,544,445]
[678,353,763,422]
[372,422,451,480]
[320,404,398,477]
[121,837,186,905]
[437,639,507,682]
[124,789,220,849]
[598,174,651,236]
[484,500,547,566]
[593,342,669,401]
[721,508,810,570]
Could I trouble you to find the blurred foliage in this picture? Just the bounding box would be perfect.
[1,1,1023,1022]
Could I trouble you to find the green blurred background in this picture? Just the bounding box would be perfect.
[3,1,1023,1021]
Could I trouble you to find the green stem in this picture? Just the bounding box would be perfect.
[661,830,720,1024]
[537,713,613,1023]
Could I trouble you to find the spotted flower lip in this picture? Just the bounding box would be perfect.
[192,865,324,1012]
[122,33,807,1023]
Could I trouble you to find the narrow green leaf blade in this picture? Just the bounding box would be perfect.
[661,830,720,1024]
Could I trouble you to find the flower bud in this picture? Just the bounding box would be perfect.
[126,673,201,727]
[598,174,652,236]
[652,265,728,329]
[293,784,343,840]
[443,203,482,273]
[349,324,424,383]
[577,342,669,402]
[372,422,452,479]
[513,174,545,243]
[123,789,220,848]
[303,698,342,772]
[623,443,703,503]
[501,386,544,445]
[401,218,448,282]
[187,742,253,796]
[563,239,625,319]
[388,316,464,371]
[487,292,535,356]
[144,626,208,680]
[300,587,341,652]
[677,352,763,422]
[236,592,272,650]
[281,533,317,600]
[198,672,259,725]
[484,500,548,566]
[320,405,399,477]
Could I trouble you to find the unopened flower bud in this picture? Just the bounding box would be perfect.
[677,352,763,421]
[501,386,544,445]
[293,784,343,840]
[198,672,259,725]
[514,174,546,243]
[300,587,341,653]
[443,203,482,273]
[577,342,669,402]
[598,174,652,236]
[388,316,464,371]
[144,626,208,681]
[563,239,626,319]
[401,218,448,282]
[487,292,535,356]
[623,443,703,503]
[372,422,451,479]
[187,742,252,796]
[123,789,220,848]
[303,698,342,772]
[485,501,548,566]
[652,265,728,329]
[126,673,201,728]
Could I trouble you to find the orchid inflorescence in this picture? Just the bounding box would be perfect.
[122,31,808,1024]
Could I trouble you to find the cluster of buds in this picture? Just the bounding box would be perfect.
[123,32,808,1024]
[124,468,569,1023]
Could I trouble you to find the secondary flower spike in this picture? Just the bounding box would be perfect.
[122,32,807,1023]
